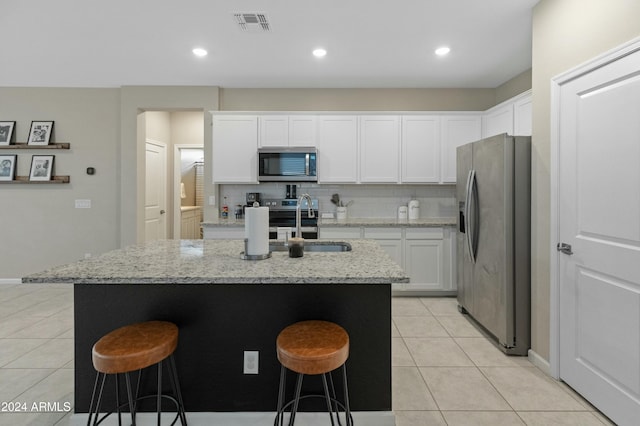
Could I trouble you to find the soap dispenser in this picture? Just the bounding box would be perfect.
[408,198,420,220]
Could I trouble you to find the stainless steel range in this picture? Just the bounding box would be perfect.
[262,198,319,239]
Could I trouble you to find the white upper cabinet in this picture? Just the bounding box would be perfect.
[440,115,482,183]
[401,116,440,183]
[482,103,514,138]
[359,116,400,183]
[513,94,532,136]
[258,115,317,147]
[212,115,258,183]
[317,115,358,183]
[482,90,532,138]
[289,115,317,147]
[259,115,288,147]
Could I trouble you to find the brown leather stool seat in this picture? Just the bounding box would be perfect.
[87,321,187,425]
[275,320,352,426]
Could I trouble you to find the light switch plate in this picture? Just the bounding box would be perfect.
[209,195,216,205]
[75,199,91,209]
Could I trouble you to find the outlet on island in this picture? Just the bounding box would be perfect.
[243,350,259,374]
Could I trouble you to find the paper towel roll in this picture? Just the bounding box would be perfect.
[245,206,269,256]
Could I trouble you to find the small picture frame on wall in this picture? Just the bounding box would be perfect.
[27,121,54,145]
[0,121,16,146]
[29,155,54,181]
[0,155,17,181]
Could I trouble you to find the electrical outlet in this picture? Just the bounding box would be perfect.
[75,199,92,209]
[243,350,259,374]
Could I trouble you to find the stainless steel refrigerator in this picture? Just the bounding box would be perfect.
[456,133,531,355]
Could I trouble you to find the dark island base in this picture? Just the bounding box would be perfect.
[74,283,392,414]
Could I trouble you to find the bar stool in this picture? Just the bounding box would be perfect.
[87,320,187,426]
[275,320,352,426]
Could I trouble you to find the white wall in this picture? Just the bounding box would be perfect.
[0,88,120,278]
[531,0,640,360]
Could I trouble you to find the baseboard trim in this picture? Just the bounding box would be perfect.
[70,411,396,425]
[0,278,22,285]
[528,348,551,376]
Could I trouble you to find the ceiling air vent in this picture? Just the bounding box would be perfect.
[233,13,271,32]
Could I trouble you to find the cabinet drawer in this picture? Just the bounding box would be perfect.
[320,227,362,239]
[363,228,402,240]
[203,227,245,239]
[405,227,444,240]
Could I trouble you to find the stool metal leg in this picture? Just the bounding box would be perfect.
[115,374,122,426]
[321,374,336,426]
[342,365,352,426]
[87,372,102,426]
[91,373,107,426]
[275,365,287,426]
[328,372,346,426]
[288,373,304,426]
[156,360,163,426]
[125,372,136,426]
[167,354,187,425]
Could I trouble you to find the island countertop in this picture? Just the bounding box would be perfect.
[22,239,409,284]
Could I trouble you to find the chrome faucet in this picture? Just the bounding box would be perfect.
[296,193,315,238]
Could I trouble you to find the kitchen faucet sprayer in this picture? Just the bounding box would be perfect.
[296,193,315,238]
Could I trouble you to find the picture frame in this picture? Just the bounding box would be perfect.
[0,121,15,146]
[29,155,54,181]
[0,155,17,181]
[27,121,54,145]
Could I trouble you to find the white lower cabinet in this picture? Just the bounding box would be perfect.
[203,226,245,239]
[320,225,456,294]
[181,208,202,239]
[363,228,403,267]
[402,228,445,292]
[319,227,362,239]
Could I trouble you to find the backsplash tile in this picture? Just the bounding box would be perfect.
[219,183,457,218]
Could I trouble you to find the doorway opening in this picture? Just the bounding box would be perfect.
[141,110,205,242]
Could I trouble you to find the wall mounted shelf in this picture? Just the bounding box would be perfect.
[0,143,70,150]
[0,176,70,184]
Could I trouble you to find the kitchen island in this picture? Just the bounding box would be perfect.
[23,239,408,425]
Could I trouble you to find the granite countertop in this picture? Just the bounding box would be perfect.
[202,217,457,228]
[318,217,456,227]
[22,239,409,285]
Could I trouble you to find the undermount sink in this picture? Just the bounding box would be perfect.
[269,241,352,252]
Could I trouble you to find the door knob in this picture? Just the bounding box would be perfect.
[160,210,166,215]
[556,242,573,255]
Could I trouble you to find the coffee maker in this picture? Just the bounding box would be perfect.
[246,192,261,206]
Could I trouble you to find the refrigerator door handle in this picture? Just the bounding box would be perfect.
[466,169,478,263]
[464,170,474,263]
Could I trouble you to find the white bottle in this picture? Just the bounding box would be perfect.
[408,199,420,220]
[398,206,408,220]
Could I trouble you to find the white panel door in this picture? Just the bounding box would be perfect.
[401,116,440,183]
[558,47,640,426]
[145,140,167,242]
[359,116,400,183]
[317,116,358,183]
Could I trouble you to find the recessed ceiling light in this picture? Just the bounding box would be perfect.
[192,48,208,57]
[435,46,451,56]
[313,48,327,58]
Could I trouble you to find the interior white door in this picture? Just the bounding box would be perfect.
[558,47,640,426]
[145,140,167,241]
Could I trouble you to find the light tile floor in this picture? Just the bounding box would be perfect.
[0,283,616,425]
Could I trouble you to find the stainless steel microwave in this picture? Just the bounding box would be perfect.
[258,147,317,182]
